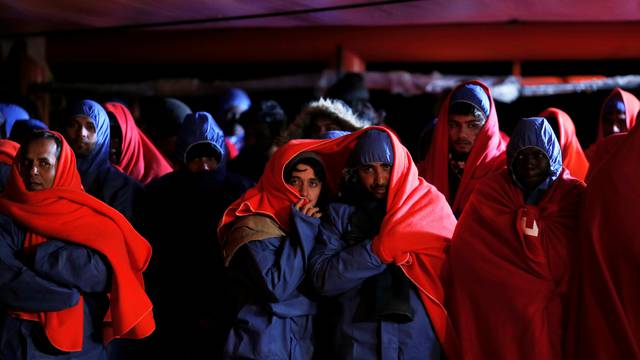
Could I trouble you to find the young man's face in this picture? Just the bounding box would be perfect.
[20,138,58,191]
[287,163,322,207]
[65,115,97,157]
[512,147,550,191]
[357,162,391,199]
[602,109,627,137]
[448,114,484,155]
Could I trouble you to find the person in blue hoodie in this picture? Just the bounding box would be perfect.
[0,103,30,139]
[309,130,441,360]
[447,117,585,359]
[142,112,253,358]
[220,151,328,360]
[62,100,143,224]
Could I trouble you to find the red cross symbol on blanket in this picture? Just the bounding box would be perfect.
[516,206,545,262]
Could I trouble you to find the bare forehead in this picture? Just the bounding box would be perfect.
[24,138,58,158]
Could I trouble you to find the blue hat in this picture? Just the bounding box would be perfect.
[353,130,394,166]
[177,112,226,163]
[450,83,490,119]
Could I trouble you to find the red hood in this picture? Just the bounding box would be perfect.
[218,126,459,358]
[0,131,154,351]
[104,102,173,184]
[449,168,584,359]
[594,87,639,143]
[0,139,19,166]
[418,80,507,215]
[540,107,589,181]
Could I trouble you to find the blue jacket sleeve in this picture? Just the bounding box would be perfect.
[33,240,111,293]
[234,206,320,302]
[0,219,80,312]
[309,203,387,297]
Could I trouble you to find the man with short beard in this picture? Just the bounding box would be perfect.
[63,100,143,224]
[310,129,457,359]
[418,81,507,217]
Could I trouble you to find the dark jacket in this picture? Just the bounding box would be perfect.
[142,111,253,358]
[0,214,110,360]
[309,202,441,360]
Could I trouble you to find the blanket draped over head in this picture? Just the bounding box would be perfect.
[418,80,507,215]
[0,131,154,351]
[218,126,459,358]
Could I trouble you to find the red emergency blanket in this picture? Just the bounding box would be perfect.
[448,168,584,359]
[218,126,459,357]
[418,80,506,215]
[0,132,155,351]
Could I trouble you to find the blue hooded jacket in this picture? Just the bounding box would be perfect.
[68,100,143,223]
[223,209,319,360]
[175,112,226,165]
[308,130,440,360]
[0,103,29,139]
[222,152,322,360]
[142,111,254,358]
[507,117,563,204]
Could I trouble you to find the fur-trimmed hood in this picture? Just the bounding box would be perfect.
[280,98,371,144]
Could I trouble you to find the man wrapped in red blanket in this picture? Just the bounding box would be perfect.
[448,117,585,359]
[0,131,154,359]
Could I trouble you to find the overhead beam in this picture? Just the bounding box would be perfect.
[47,23,640,64]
